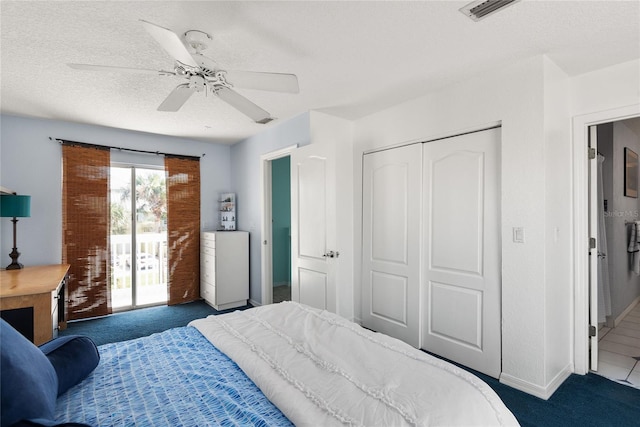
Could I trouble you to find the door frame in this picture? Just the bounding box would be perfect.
[260,145,298,306]
[572,104,640,374]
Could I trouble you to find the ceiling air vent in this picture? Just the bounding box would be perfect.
[459,0,520,21]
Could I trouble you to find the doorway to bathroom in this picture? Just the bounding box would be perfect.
[590,117,640,388]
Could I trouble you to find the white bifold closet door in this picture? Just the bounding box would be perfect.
[362,127,501,378]
[362,143,422,347]
[422,127,501,379]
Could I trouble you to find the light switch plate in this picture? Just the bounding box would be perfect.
[513,227,525,243]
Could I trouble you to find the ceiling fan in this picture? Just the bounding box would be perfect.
[68,20,299,124]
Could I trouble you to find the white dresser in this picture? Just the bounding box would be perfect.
[201,231,249,310]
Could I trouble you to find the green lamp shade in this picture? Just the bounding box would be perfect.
[0,195,31,218]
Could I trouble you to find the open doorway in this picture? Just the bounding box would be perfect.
[573,104,640,376]
[271,156,292,303]
[261,145,297,305]
[590,118,640,388]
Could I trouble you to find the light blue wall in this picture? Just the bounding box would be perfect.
[230,112,311,304]
[0,112,311,304]
[0,114,231,267]
[271,156,291,285]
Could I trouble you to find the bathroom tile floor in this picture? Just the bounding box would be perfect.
[596,303,640,389]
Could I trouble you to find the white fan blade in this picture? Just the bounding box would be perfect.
[158,84,196,111]
[215,87,273,123]
[192,54,218,73]
[68,63,175,75]
[225,70,299,93]
[139,20,198,68]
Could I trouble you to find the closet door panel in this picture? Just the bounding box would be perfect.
[362,143,421,347]
[371,163,409,265]
[422,127,501,379]
[430,151,484,275]
[429,282,482,348]
[370,271,408,326]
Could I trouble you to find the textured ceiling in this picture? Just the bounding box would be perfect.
[1,1,639,144]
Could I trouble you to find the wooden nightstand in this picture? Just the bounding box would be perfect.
[0,264,70,345]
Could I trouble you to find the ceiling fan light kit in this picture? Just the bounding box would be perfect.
[184,30,213,54]
[68,20,299,124]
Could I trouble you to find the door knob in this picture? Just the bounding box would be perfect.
[322,251,340,258]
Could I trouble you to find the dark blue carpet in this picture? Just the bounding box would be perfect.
[424,352,640,427]
[473,368,640,426]
[60,300,251,346]
[63,302,640,426]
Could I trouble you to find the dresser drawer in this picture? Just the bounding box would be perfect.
[201,282,216,305]
[201,261,216,285]
[201,233,216,249]
[201,245,215,257]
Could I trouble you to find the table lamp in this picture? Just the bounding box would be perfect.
[0,194,31,270]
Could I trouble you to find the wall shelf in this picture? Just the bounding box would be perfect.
[219,192,236,231]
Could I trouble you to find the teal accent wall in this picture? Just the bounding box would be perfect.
[271,156,291,285]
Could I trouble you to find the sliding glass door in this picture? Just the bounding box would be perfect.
[110,166,168,310]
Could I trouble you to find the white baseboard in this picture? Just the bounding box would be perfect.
[249,299,261,307]
[611,295,640,328]
[500,364,572,400]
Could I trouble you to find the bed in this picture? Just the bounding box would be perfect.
[55,302,519,426]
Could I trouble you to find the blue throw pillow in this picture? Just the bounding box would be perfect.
[39,336,100,396]
[0,319,58,427]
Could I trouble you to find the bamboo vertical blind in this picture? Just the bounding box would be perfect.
[165,156,201,305]
[62,144,112,320]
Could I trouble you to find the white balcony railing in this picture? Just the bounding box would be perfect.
[110,233,168,308]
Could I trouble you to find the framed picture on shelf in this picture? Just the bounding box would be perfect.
[625,147,638,198]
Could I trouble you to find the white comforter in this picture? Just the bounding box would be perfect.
[190,302,519,426]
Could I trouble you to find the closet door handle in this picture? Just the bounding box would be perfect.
[322,251,340,258]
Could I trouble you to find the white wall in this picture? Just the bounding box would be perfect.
[0,114,231,267]
[230,112,311,304]
[542,57,572,389]
[228,110,355,318]
[308,111,355,321]
[352,55,570,397]
[569,60,640,375]
[571,59,640,116]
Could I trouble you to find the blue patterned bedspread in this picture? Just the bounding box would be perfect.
[55,326,293,426]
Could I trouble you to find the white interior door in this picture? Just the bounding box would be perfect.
[290,143,336,312]
[588,125,599,371]
[422,127,502,378]
[361,143,422,347]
